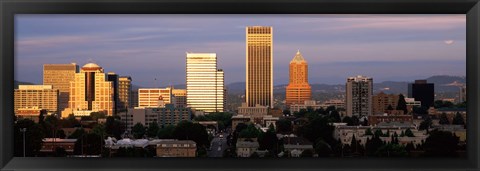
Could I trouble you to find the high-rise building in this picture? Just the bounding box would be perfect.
[138,88,172,108]
[186,53,225,113]
[346,75,373,117]
[246,26,273,108]
[172,89,187,108]
[64,63,114,117]
[131,90,139,108]
[119,104,192,132]
[285,50,311,107]
[119,76,132,110]
[408,80,434,108]
[43,63,78,113]
[14,85,59,115]
[372,92,399,115]
[459,86,466,103]
[107,72,119,115]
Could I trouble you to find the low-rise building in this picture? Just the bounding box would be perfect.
[290,100,321,114]
[40,138,77,154]
[156,140,196,157]
[236,140,259,157]
[232,115,252,131]
[119,104,192,132]
[238,103,269,117]
[15,107,48,122]
[368,114,413,125]
[283,136,314,157]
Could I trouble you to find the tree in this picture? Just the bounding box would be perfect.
[90,112,106,121]
[157,125,175,139]
[329,110,341,123]
[365,135,383,156]
[14,119,45,157]
[54,147,67,157]
[452,112,465,125]
[404,128,415,137]
[132,123,146,139]
[238,124,260,138]
[56,129,66,139]
[258,127,278,154]
[282,109,290,116]
[105,116,125,139]
[146,122,160,138]
[365,128,373,136]
[173,121,210,148]
[423,130,459,157]
[315,139,332,157]
[396,94,408,114]
[439,113,450,125]
[375,144,408,157]
[419,117,432,131]
[342,116,353,126]
[387,105,394,111]
[275,119,292,133]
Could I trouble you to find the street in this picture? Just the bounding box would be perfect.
[207,132,228,157]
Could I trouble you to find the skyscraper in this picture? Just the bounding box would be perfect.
[285,50,311,107]
[64,63,114,117]
[346,75,373,117]
[43,63,78,113]
[186,53,225,113]
[408,80,434,108]
[119,76,132,110]
[246,26,273,108]
[107,72,119,115]
[172,89,187,108]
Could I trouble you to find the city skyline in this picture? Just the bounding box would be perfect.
[16,14,466,86]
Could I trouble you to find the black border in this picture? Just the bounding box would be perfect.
[1,0,479,170]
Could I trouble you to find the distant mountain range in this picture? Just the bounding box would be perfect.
[15,75,465,95]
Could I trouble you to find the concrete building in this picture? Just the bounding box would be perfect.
[15,108,47,122]
[246,26,273,108]
[172,89,187,108]
[63,63,114,117]
[131,90,139,108]
[408,80,434,108]
[289,100,321,114]
[186,53,225,113]
[232,115,252,131]
[236,140,260,157]
[43,63,79,113]
[14,85,59,115]
[118,76,132,111]
[321,99,345,109]
[138,88,172,108]
[346,75,373,117]
[119,104,192,132]
[285,50,311,107]
[372,92,400,115]
[283,136,314,157]
[333,123,427,146]
[40,138,77,154]
[238,103,269,118]
[368,114,413,125]
[405,98,422,113]
[156,140,196,157]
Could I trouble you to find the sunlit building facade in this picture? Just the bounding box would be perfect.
[346,75,373,117]
[246,26,273,108]
[43,63,78,113]
[186,53,225,113]
[14,85,59,115]
[65,63,114,117]
[138,88,172,108]
[119,76,132,110]
[285,50,311,107]
[172,89,187,108]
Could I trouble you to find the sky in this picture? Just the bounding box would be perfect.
[15,14,466,87]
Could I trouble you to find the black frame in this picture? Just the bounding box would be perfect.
[1,0,479,170]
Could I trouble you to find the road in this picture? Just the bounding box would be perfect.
[207,133,228,157]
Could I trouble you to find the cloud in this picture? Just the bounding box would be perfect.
[444,40,455,45]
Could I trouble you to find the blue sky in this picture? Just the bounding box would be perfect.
[15,14,466,87]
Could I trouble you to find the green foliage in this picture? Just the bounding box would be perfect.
[132,123,146,139]
[439,113,450,125]
[105,116,125,139]
[275,119,292,133]
[404,128,415,137]
[157,125,175,139]
[396,94,408,114]
[238,124,260,138]
[375,144,408,157]
[423,130,460,157]
[315,139,332,157]
[193,112,232,130]
[258,128,279,154]
[14,119,45,157]
[419,117,432,131]
[365,128,373,136]
[90,112,107,121]
[452,112,465,125]
[434,100,454,109]
[92,124,106,137]
[173,121,210,148]
[412,106,428,115]
[297,117,335,145]
[146,122,160,138]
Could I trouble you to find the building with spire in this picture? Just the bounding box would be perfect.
[62,63,114,117]
[285,50,311,107]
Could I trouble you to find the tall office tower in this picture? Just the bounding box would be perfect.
[186,53,225,113]
[67,63,114,116]
[172,89,187,108]
[107,72,119,114]
[131,90,139,107]
[408,80,434,108]
[118,76,132,110]
[285,50,311,107]
[346,75,373,117]
[372,92,400,115]
[138,88,173,108]
[246,26,273,108]
[43,63,79,113]
[14,85,59,114]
